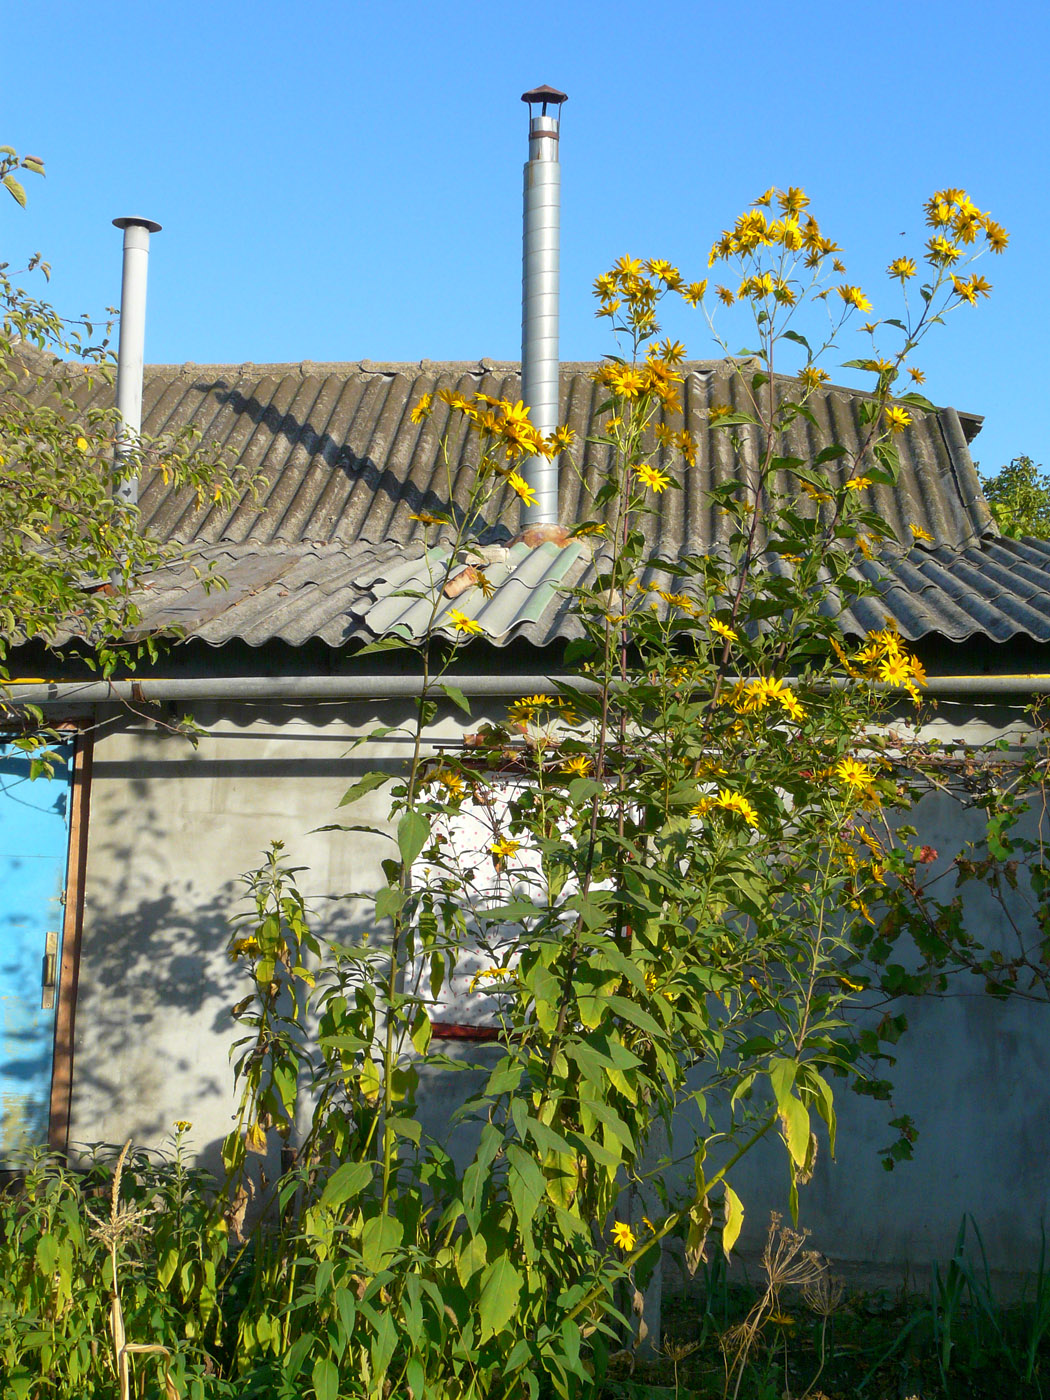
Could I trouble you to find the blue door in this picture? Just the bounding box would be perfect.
[0,742,72,1164]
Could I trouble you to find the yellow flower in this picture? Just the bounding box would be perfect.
[716,285,735,306]
[611,1221,637,1252]
[409,510,446,526]
[907,366,926,384]
[75,435,89,452]
[844,476,872,492]
[797,365,830,391]
[713,788,759,827]
[984,220,1008,253]
[449,609,484,636]
[834,757,875,789]
[884,405,912,434]
[709,617,738,642]
[550,424,576,453]
[409,393,433,424]
[468,966,516,992]
[909,523,933,543]
[431,767,465,798]
[708,403,734,424]
[489,837,521,862]
[173,1120,193,1133]
[887,257,917,280]
[635,462,671,493]
[878,653,913,686]
[800,480,833,504]
[681,279,708,306]
[778,186,809,216]
[610,366,647,400]
[506,470,537,506]
[837,285,872,313]
[562,754,592,777]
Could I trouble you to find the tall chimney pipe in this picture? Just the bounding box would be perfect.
[520,86,566,527]
[112,216,161,507]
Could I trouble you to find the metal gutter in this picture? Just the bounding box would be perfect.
[5,674,1050,708]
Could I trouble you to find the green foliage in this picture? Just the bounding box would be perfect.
[0,142,245,692]
[980,455,1050,539]
[5,184,1039,1398]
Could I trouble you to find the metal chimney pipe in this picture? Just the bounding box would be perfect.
[520,86,566,526]
[112,216,161,507]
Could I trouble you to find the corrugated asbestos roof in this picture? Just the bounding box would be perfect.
[25,356,1050,647]
[127,535,1050,649]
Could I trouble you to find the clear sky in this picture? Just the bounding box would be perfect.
[5,0,1047,477]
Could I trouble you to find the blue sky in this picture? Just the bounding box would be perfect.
[5,0,1047,477]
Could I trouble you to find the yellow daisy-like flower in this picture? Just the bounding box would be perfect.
[431,767,465,799]
[908,366,926,385]
[75,435,89,452]
[844,476,872,492]
[449,609,484,636]
[173,1120,193,1133]
[635,463,671,493]
[837,285,873,313]
[468,966,516,993]
[887,257,917,280]
[506,470,537,506]
[409,393,433,424]
[610,366,647,400]
[884,405,912,434]
[562,754,592,777]
[909,523,934,543]
[489,837,521,863]
[716,285,735,306]
[709,618,738,642]
[713,789,759,827]
[878,654,913,687]
[797,366,830,391]
[611,1221,637,1252]
[834,757,875,789]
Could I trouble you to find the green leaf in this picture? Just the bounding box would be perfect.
[3,175,26,208]
[339,770,390,806]
[375,885,402,923]
[477,1255,523,1340]
[397,810,430,866]
[722,1183,744,1256]
[440,682,471,715]
[360,1213,404,1271]
[769,1057,797,1112]
[320,1160,373,1209]
[506,1144,546,1232]
[312,1356,338,1400]
[781,1094,811,1169]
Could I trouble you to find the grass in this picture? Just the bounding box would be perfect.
[598,1217,1050,1400]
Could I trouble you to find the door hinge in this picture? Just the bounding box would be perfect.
[41,930,59,1011]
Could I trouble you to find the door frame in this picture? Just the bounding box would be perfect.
[47,726,93,1156]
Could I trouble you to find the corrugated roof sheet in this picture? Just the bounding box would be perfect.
[125,536,1050,648]
[42,357,995,551]
[21,354,1050,647]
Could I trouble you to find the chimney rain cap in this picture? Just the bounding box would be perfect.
[113,217,162,233]
[521,85,568,115]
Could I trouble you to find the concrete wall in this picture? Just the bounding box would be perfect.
[68,695,1050,1273]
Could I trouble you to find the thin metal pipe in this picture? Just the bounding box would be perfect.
[521,110,561,525]
[5,673,1050,708]
[112,217,162,507]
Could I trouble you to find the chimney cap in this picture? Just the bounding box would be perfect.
[113,216,162,233]
[521,85,568,112]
